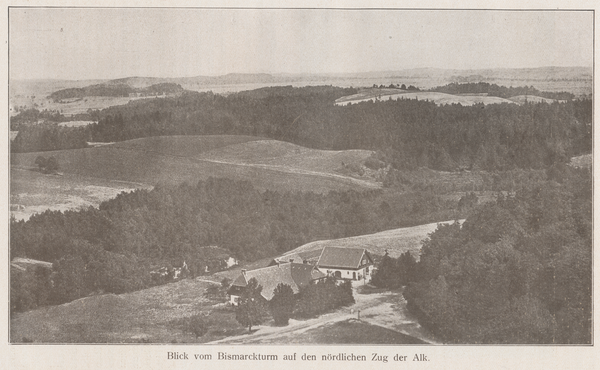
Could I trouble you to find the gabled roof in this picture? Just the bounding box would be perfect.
[317,247,373,269]
[279,249,323,265]
[230,262,326,301]
[291,263,326,289]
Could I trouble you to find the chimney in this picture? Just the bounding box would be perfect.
[289,259,294,263]
[241,269,246,276]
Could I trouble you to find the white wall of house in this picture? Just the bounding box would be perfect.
[318,265,372,282]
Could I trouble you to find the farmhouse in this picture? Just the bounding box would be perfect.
[316,246,373,282]
[227,261,326,305]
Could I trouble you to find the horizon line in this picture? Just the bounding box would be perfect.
[9,65,593,82]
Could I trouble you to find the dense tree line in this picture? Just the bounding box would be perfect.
[85,85,590,171]
[295,278,354,318]
[401,165,591,343]
[11,124,90,153]
[10,108,96,130]
[371,251,418,289]
[49,82,183,101]
[11,85,591,171]
[430,82,575,100]
[10,109,67,128]
[10,178,459,313]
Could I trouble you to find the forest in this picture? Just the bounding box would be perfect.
[48,82,185,101]
[430,82,576,100]
[11,84,592,173]
[10,177,461,313]
[10,83,593,344]
[388,164,591,344]
[88,86,591,172]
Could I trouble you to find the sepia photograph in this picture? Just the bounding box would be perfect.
[6,4,594,358]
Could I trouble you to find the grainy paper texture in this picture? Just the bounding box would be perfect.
[3,1,598,369]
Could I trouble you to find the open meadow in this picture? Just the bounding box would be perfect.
[336,89,519,106]
[10,278,247,343]
[281,219,463,261]
[10,135,382,220]
[10,168,151,221]
[10,136,380,193]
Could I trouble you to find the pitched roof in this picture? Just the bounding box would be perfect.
[230,262,325,301]
[317,247,372,269]
[279,249,323,264]
[291,263,326,289]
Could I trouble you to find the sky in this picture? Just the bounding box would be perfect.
[9,8,594,80]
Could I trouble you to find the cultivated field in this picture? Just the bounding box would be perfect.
[10,94,164,116]
[10,168,151,221]
[58,120,96,127]
[335,90,516,106]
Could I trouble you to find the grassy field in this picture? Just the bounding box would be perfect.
[10,135,381,219]
[110,135,261,158]
[335,89,516,106]
[11,136,379,193]
[214,219,462,283]
[10,168,151,221]
[279,219,463,261]
[10,271,433,344]
[196,139,375,177]
[10,278,246,343]
[11,94,169,116]
[272,319,427,344]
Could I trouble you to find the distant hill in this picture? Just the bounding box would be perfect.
[15,65,591,97]
[48,82,185,101]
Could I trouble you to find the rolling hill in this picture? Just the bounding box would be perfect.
[280,219,463,260]
[11,135,379,192]
[10,135,381,219]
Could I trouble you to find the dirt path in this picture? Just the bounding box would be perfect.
[106,144,381,190]
[194,158,381,190]
[207,282,438,345]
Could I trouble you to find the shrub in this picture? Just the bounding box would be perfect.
[270,283,295,326]
[187,315,208,338]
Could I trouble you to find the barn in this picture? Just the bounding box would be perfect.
[316,246,373,282]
